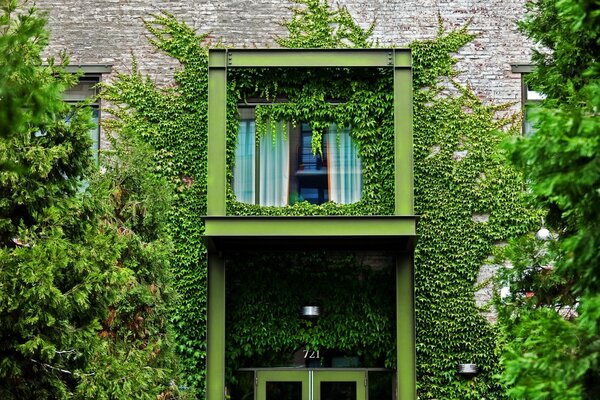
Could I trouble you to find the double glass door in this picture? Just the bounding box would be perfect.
[257,370,366,400]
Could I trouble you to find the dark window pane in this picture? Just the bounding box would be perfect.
[368,371,393,400]
[230,371,254,400]
[266,381,303,400]
[320,381,357,400]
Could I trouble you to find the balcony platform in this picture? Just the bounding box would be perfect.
[203,215,417,252]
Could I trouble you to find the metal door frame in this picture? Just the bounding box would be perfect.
[256,369,367,400]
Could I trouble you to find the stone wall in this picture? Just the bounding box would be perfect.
[38,0,533,102]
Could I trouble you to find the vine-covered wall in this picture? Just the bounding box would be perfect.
[226,66,395,217]
[102,2,535,398]
[225,252,396,370]
[411,23,536,398]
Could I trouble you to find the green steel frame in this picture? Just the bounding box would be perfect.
[255,369,369,400]
[206,48,416,400]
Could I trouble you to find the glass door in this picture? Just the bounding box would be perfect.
[256,370,366,400]
[313,370,366,400]
[257,370,309,400]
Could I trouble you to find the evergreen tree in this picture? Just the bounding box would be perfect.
[0,1,179,397]
[0,1,124,396]
[499,1,600,399]
[73,133,181,399]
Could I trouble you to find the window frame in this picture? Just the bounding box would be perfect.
[62,65,112,159]
[511,64,545,135]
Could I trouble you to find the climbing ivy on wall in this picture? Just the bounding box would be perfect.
[102,1,536,398]
[226,253,395,370]
[410,22,536,398]
[102,14,210,395]
[227,65,395,216]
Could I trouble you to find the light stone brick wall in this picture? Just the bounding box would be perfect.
[37,0,534,321]
[38,0,533,102]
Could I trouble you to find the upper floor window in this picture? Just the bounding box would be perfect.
[63,75,101,159]
[512,64,546,136]
[523,82,545,136]
[233,108,362,206]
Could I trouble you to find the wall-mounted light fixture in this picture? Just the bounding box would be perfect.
[536,227,551,240]
[457,363,478,377]
[535,217,552,241]
[301,305,321,319]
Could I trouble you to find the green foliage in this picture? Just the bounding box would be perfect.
[0,3,179,397]
[226,253,395,371]
[103,2,535,398]
[518,0,599,104]
[0,0,74,143]
[101,11,210,394]
[276,0,375,48]
[499,1,600,398]
[0,0,92,236]
[229,65,395,216]
[75,133,180,399]
[410,23,536,399]
[0,2,125,397]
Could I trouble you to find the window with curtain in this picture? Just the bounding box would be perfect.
[234,120,256,203]
[233,114,362,206]
[326,124,362,204]
[63,75,101,159]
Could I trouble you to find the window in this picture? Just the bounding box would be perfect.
[512,64,546,136]
[63,75,101,159]
[523,81,545,136]
[234,108,362,206]
[60,66,111,159]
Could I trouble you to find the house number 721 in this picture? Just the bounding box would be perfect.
[303,349,320,359]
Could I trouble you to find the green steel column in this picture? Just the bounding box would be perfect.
[208,49,228,216]
[207,253,226,400]
[393,50,413,216]
[397,252,416,400]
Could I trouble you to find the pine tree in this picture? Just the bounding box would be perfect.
[0,2,179,397]
[499,1,600,399]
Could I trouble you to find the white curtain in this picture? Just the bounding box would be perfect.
[326,124,362,204]
[233,120,256,203]
[259,121,289,206]
[90,108,100,160]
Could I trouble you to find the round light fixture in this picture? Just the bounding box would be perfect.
[457,363,478,376]
[535,227,551,241]
[301,306,321,319]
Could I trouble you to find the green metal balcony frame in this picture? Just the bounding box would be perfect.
[206,48,416,400]
[203,215,417,252]
[207,48,413,217]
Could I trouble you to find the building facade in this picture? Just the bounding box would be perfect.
[38,1,535,399]
[39,0,532,110]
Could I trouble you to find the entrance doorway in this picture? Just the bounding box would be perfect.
[256,370,366,400]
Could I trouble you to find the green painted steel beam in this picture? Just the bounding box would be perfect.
[226,48,409,68]
[394,59,414,215]
[394,49,411,68]
[207,254,226,400]
[397,253,416,400]
[209,48,227,68]
[207,48,414,217]
[203,216,417,237]
[207,51,227,216]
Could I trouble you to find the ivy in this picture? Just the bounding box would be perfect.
[103,2,536,398]
[101,11,210,396]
